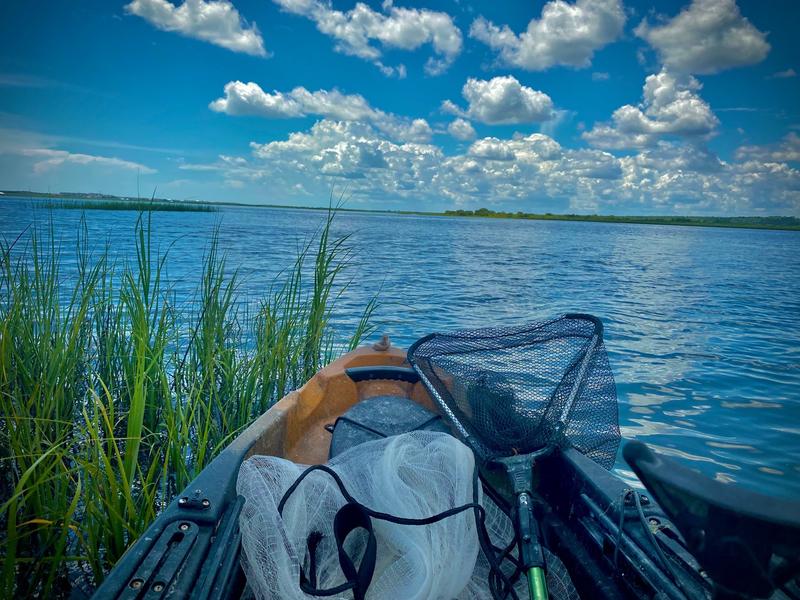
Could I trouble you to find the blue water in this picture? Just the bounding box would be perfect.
[2,198,799,498]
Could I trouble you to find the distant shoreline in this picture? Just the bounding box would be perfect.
[3,190,799,232]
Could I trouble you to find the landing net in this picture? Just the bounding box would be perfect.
[407,314,620,469]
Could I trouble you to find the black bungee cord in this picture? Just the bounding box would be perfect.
[278,461,529,600]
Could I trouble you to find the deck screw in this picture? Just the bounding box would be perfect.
[153,582,164,592]
[179,522,190,531]
[130,578,143,589]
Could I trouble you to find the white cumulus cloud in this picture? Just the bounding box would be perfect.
[467,133,563,162]
[210,81,432,142]
[447,118,476,141]
[736,133,800,163]
[618,142,799,213]
[251,120,442,184]
[125,0,266,57]
[21,148,157,174]
[635,0,769,74]
[271,0,461,76]
[205,121,631,209]
[444,76,555,125]
[768,68,796,80]
[583,70,719,149]
[210,81,374,120]
[470,0,625,71]
[182,119,800,214]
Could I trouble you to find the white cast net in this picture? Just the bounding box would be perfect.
[237,431,578,600]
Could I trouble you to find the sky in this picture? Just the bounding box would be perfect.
[0,0,798,215]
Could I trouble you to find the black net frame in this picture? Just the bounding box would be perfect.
[408,314,620,469]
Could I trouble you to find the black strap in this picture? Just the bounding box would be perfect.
[302,532,324,593]
[335,503,376,600]
[298,503,377,599]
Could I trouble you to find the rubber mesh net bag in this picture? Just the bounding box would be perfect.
[237,431,480,600]
[408,314,620,469]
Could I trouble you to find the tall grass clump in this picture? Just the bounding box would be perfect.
[0,208,378,597]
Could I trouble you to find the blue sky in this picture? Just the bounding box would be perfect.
[1,0,798,214]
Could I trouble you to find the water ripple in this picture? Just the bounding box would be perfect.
[3,200,799,498]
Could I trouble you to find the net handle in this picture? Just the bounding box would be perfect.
[411,363,487,461]
[554,330,599,437]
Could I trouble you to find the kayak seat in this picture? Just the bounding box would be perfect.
[329,395,450,458]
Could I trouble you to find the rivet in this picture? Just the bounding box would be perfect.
[179,522,190,531]
[153,582,164,592]
[130,578,143,589]
[178,497,188,505]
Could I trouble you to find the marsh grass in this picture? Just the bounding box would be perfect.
[0,207,378,597]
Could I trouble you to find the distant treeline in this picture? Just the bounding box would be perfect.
[41,199,217,212]
[442,208,800,231]
[4,190,798,230]
[3,190,138,200]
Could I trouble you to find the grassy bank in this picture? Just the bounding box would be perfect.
[0,209,377,597]
[442,208,800,231]
[5,191,799,231]
[42,200,217,212]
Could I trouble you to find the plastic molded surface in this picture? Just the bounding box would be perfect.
[329,395,449,458]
